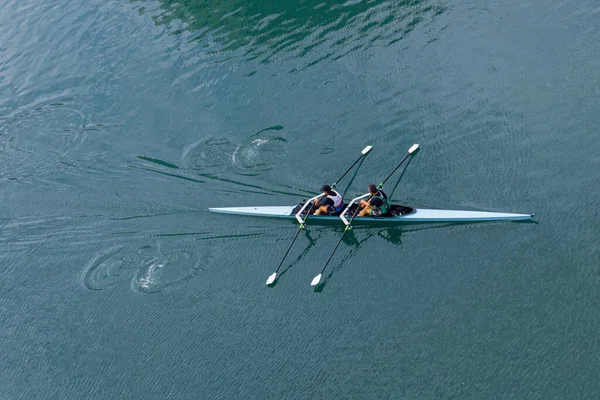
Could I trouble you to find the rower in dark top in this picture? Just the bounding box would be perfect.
[358,184,390,217]
[313,185,344,215]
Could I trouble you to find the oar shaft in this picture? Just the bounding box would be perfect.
[317,201,364,275]
[312,144,418,286]
[332,145,372,188]
[379,152,412,187]
[271,145,368,280]
[319,229,347,274]
[333,158,362,188]
[274,226,303,273]
[273,201,315,275]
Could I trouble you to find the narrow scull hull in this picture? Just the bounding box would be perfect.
[208,205,534,223]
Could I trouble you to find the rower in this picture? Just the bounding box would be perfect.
[313,185,344,215]
[358,184,389,217]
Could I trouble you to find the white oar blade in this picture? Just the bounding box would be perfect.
[311,274,322,286]
[408,143,419,154]
[266,273,277,285]
[361,145,373,155]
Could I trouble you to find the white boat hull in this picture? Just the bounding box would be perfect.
[208,205,534,223]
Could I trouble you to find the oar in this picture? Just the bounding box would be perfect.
[266,145,373,285]
[331,145,373,188]
[310,143,419,287]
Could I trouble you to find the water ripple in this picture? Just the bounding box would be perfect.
[180,134,238,175]
[83,240,208,294]
[180,125,288,179]
[83,244,157,291]
[0,98,116,185]
[232,126,288,175]
[132,250,202,293]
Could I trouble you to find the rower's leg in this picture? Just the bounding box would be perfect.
[358,205,373,217]
[314,206,328,215]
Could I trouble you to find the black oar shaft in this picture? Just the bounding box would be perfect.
[313,145,417,285]
[332,156,363,188]
[319,229,347,274]
[379,152,412,187]
[275,226,303,272]
[318,197,367,275]
[273,203,313,274]
[273,147,369,278]
[308,152,369,273]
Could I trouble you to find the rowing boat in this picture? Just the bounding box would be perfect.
[208,143,534,225]
[208,202,534,223]
[209,143,534,287]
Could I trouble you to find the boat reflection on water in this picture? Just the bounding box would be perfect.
[313,229,374,293]
[312,222,476,292]
[269,220,497,290]
[377,227,404,246]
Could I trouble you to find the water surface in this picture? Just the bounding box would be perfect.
[1,0,599,398]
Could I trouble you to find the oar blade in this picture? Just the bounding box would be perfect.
[266,273,277,285]
[361,145,373,155]
[311,274,322,286]
[408,143,419,154]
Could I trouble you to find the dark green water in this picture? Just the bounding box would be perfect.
[1,0,599,398]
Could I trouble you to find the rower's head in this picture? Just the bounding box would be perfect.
[368,184,378,194]
[321,184,332,194]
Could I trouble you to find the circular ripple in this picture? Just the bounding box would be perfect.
[132,250,201,293]
[0,100,91,181]
[83,244,156,291]
[180,135,237,175]
[232,136,288,176]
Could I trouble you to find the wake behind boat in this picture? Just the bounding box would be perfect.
[208,202,534,223]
